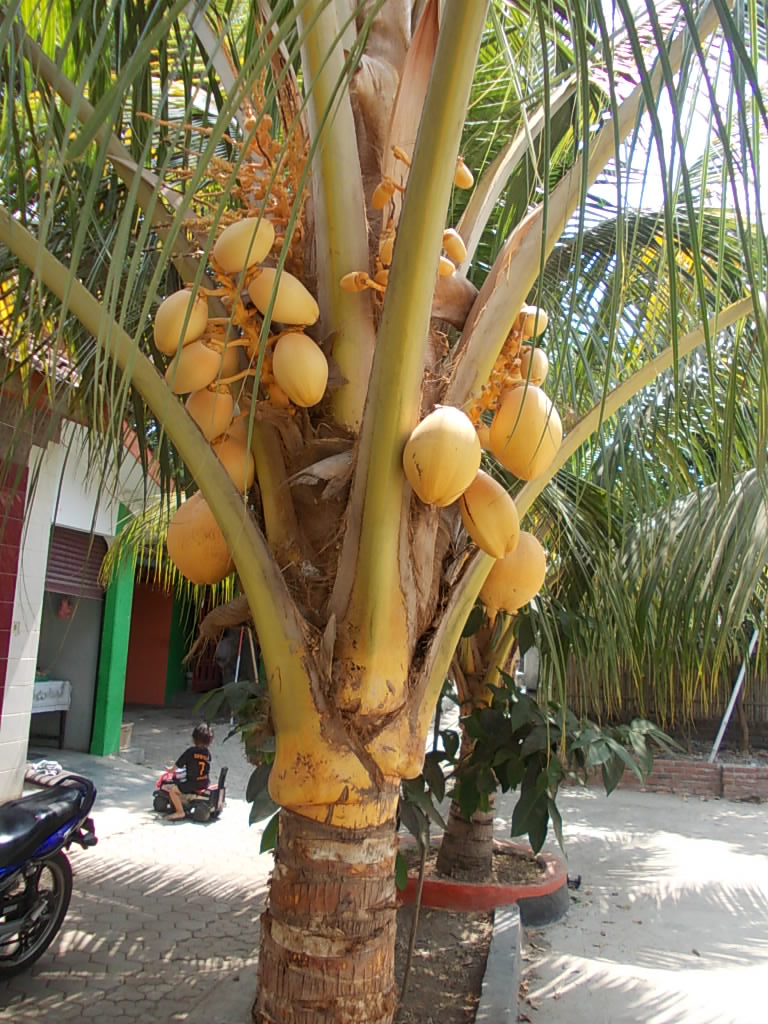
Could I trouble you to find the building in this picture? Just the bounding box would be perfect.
[0,385,190,800]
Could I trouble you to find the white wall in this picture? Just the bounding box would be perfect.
[0,443,63,800]
[0,426,153,798]
[53,423,154,534]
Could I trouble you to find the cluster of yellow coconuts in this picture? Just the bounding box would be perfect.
[403,305,560,619]
[155,215,324,584]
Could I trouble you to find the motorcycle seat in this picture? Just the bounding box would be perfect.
[0,785,86,871]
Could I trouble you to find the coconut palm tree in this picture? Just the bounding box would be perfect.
[1,2,766,1022]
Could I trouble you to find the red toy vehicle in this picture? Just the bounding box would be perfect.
[152,766,228,823]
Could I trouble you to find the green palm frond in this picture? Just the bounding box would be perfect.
[534,468,768,725]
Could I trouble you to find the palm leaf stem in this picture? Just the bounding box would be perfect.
[445,0,724,409]
[328,2,489,656]
[457,75,578,269]
[8,19,209,289]
[298,0,376,431]
[0,207,309,684]
[516,294,756,519]
[482,615,517,691]
[421,293,754,712]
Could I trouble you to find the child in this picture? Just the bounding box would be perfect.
[166,723,214,820]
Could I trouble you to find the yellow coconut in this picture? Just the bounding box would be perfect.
[154,290,208,356]
[480,531,546,616]
[186,385,234,441]
[403,406,481,507]
[166,492,234,585]
[213,217,275,275]
[442,228,468,264]
[272,332,328,407]
[267,382,293,409]
[218,343,242,380]
[211,435,255,492]
[438,255,456,277]
[519,345,549,387]
[476,422,491,448]
[519,304,549,339]
[227,411,251,446]
[454,157,474,190]
[459,470,520,559]
[247,268,319,325]
[490,385,562,481]
[164,340,222,395]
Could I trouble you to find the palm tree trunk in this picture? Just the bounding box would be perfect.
[254,811,398,1024]
[435,799,495,881]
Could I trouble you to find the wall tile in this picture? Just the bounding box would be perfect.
[0,711,33,744]
[0,738,28,772]
[1,683,34,717]
[5,656,36,688]
[0,768,23,802]
[0,544,21,575]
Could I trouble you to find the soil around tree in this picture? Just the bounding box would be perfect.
[394,904,493,1024]
[393,844,550,1022]
[400,841,550,885]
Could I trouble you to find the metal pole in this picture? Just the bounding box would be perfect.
[708,628,759,763]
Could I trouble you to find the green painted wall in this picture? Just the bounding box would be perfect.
[164,593,188,700]
[90,506,134,755]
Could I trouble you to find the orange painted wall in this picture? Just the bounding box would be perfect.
[124,581,173,705]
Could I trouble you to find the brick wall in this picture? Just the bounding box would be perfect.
[572,757,768,802]
[0,472,26,715]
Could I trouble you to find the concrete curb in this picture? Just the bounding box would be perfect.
[185,970,257,1024]
[476,905,521,1024]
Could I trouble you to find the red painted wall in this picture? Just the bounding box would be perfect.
[124,581,173,705]
[0,471,27,714]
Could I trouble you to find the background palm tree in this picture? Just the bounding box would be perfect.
[1,2,766,1022]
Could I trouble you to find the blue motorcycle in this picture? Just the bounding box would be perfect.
[0,774,97,975]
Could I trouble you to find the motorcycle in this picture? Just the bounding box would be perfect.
[0,774,97,976]
[152,765,227,823]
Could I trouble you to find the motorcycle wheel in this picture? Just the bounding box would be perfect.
[188,801,211,823]
[153,791,171,813]
[0,850,73,976]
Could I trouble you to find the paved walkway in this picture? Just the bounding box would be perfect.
[0,703,273,1023]
[2,702,768,1023]
[519,787,768,1024]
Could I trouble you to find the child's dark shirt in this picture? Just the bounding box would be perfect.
[175,745,211,793]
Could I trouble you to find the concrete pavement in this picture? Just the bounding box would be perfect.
[516,786,768,1024]
[0,708,274,1023]
[2,702,768,1023]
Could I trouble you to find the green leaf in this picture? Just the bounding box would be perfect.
[249,787,279,822]
[520,724,551,757]
[423,754,447,803]
[440,729,460,761]
[547,797,565,853]
[601,754,625,795]
[527,803,550,855]
[399,800,429,849]
[462,604,486,636]
[604,737,644,782]
[259,811,280,853]
[476,766,497,795]
[454,777,481,822]
[246,763,272,802]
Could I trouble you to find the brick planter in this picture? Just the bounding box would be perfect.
[399,838,569,925]
[572,757,768,801]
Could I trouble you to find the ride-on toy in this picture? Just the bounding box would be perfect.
[152,766,228,823]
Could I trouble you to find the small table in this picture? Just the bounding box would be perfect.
[30,679,72,748]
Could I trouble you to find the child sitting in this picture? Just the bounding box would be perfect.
[166,723,214,820]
